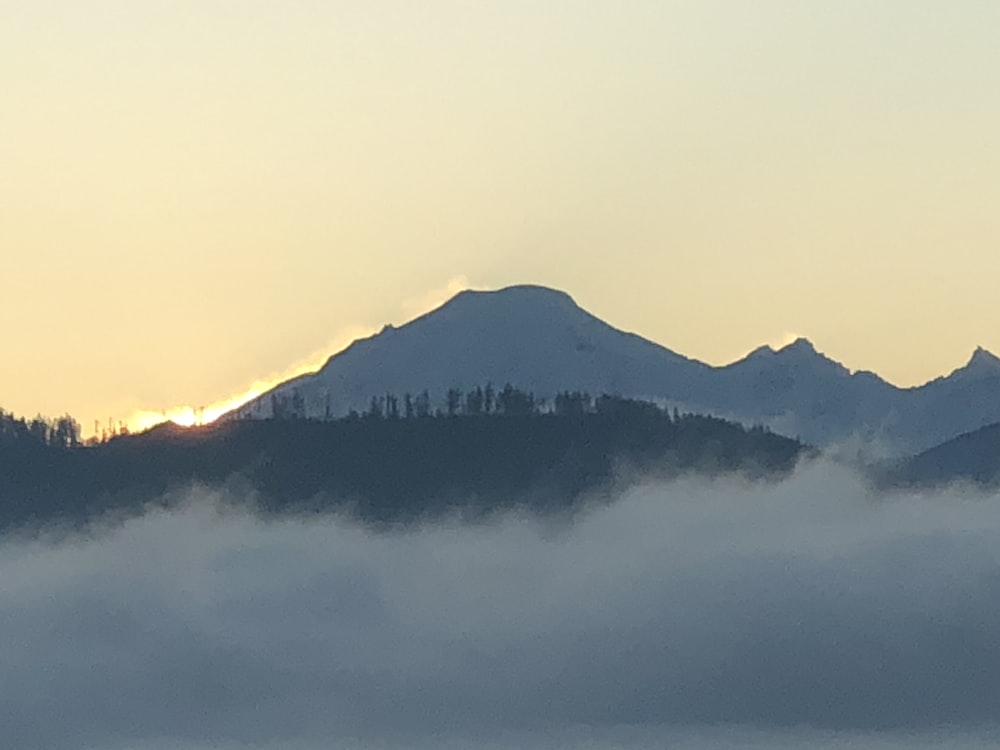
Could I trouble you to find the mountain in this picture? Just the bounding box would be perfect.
[234,284,711,419]
[229,284,1000,455]
[895,348,1000,451]
[886,421,1000,487]
[705,337,901,448]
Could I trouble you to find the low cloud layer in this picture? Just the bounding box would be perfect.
[3,464,1000,749]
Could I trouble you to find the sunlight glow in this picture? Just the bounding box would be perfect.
[114,278,477,438]
[121,325,378,435]
[768,331,806,350]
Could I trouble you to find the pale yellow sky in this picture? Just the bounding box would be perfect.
[2,1,999,432]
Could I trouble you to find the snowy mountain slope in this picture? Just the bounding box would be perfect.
[234,285,710,419]
[229,284,1000,455]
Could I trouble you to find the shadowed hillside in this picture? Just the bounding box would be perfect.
[881,421,1000,488]
[0,394,806,531]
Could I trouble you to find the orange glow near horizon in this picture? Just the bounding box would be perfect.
[114,279,476,437]
[117,324,380,437]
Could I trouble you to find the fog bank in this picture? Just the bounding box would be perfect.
[3,463,1000,749]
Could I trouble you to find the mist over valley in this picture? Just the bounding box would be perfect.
[4,463,1000,749]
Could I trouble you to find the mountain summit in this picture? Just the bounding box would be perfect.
[959,346,1000,378]
[235,284,708,423]
[231,284,1000,454]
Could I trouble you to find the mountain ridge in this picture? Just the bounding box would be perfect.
[229,284,1000,455]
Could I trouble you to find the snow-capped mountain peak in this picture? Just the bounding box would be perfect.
[227,284,1000,455]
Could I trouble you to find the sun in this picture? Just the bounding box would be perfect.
[116,281,477,438]
[124,383,295,434]
[118,324,379,436]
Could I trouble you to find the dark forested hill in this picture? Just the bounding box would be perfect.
[0,397,806,531]
[883,421,1000,488]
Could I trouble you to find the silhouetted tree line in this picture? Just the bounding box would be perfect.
[0,408,81,448]
[351,384,538,420]
[0,391,803,532]
[270,383,769,427]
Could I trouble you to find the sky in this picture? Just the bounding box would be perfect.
[3,1,999,432]
[5,462,1000,748]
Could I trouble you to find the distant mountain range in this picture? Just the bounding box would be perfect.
[229,284,1000,455]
